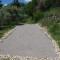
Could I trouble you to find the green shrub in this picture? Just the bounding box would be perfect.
[33,11,44,23]
[1,58,10,60]
[38,7,60,47]
[48,23,60,47]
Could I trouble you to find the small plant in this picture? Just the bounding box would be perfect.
[1,58,10,60]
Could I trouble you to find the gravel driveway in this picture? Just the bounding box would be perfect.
[0,24,57,59]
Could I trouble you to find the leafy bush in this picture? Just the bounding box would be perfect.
[33,11,44,23]
[48,23,60,47]
[38,7,60,47]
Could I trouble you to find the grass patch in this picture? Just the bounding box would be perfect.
[1,58,10,60]
[0,25,15,38]
[48,23,60,47]
[38,7,60,47]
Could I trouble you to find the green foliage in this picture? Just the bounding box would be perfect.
[32,0,37,7]
[0,0,3,8]
[48,23,60,47]
[31,0,60,11]
[24,2,33,16]
[33,11,44,23]
[0,5,25,27]
[44,0,60,8]
[11,0,21,7]
[38,7,60,47]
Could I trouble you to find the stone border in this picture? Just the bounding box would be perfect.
[0,55,56,60]
[36,24,60,60]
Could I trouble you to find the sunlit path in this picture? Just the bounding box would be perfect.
[0,24,57,59]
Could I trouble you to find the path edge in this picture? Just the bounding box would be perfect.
[36,24,60,60]
[0,27,16,41]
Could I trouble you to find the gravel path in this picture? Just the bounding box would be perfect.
[0,24,57,59]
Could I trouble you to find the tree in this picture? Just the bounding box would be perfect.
[32,0,37,7]
[0,0,3,8]
[45,0,60,7]
[12,0,20,7]
[25,2,33,16]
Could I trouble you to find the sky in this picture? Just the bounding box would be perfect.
[2,0,31,4]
